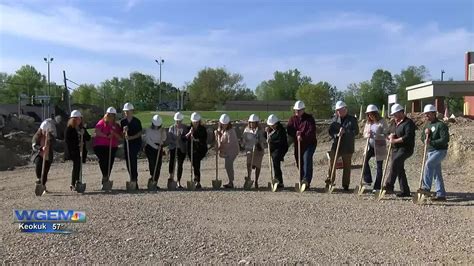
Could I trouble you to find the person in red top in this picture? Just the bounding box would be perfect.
[287,100,317,187]
[93,107,122,188]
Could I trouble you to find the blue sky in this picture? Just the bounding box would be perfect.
[0,0,473,91]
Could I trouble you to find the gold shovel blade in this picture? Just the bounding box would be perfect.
[102,181,113,191]
[271,182,278,192]
[186,181,196,191]
[375,190,386,201]
[325,184,335,194]
[75,182,86,193]
[212,180,222,189]
[126,181,137,192]
[35,184,45,196]
[243,180,254,190]
[294,182,300,192]
[167,180,177,190]
[412,193,425,204]
[299,182,307,193]
[147,179,158,191]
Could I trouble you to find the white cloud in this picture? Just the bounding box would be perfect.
[0,3,472,90]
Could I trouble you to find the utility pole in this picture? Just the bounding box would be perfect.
[441,70,445,81]
[63,70,71,114]
[44,56,54,117]
[155,58,165,110]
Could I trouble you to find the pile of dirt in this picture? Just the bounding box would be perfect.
[0,145,26,171]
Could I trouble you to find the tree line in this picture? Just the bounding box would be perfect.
[0,64,464,117]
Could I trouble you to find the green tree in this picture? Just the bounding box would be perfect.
[296,81,334,118]
[187,67,248,110]
[71,84,102,106]
[255,69,311,101]
[370,69,396,107]
[394,66,429,108]
[2,65,46,104]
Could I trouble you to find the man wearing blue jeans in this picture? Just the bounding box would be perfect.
[418,104,449,201]
[287,101,317,188]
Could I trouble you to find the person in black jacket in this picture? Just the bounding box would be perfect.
[384,104,416,197]
[120,103,143,189]
[265,114,288,189]
[185,112,208,189]
[327,101,359,191]
[64,110,91,191]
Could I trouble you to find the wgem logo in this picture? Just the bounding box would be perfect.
[13,210,86,223]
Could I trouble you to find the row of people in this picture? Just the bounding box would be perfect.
[31,101,449,200]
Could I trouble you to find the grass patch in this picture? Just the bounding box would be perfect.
[134,110,294,128]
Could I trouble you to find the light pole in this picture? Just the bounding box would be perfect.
[44,55,53,117]
[441,70,445,81]
[155,58,165,109]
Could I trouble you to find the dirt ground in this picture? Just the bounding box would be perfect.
[1,125,473,264]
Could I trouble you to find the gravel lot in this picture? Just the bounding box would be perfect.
[1,130,473,264]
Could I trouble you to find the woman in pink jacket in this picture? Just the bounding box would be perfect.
[93,107,122,189]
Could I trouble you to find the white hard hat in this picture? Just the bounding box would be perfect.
[266,114,279,126]
[106,107,117,114]
[152,114,162,126]
[174,112,184,121]
[123,102,134,111]
[190,112,201,122]
[293,100,305,110]
[335,101,347,110]
[40,118,57,136]
[219,114,230,124]
[248,114,259,122]
[365,104,379,113]
[70,110,82,118]
[390,103,404,115]
[423,104,437,113]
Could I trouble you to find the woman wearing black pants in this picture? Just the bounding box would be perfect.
[185,112,208,189]
[65,110,91,191]
[93,107,122,188]
[168,112,188,188]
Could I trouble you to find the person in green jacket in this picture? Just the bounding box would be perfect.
[418,104,450,201]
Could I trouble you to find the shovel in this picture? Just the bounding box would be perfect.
[187,135,196,191]
[412,137,430,204]
[354,138,370,196]
[326,129,343,194]
[147,144,161,191]
[167,127,179,190]
[102,137,114,191]
[35,132,49,196]
[266,136,278,192]
[212,132,222,189]
[244,143,255,190]
[75,130,87,193]
[374,143,393,201]
[294,139,307,193]
[124,133,137,192]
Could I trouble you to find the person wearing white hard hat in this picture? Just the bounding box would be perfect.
[265,114,288,189]
[418,104,450,201]
[384,103,416,197]
[185,112,208,189]
[241,114,266,188]
[143,114,168,189]
[93,107,122,188]
[168,112,189,188]
[120,102,143,188]
[215,114,239,189]
[362,104,389,191]
[287,100,317,188]
[31,118,57,191]
[65,110,91,191]
[327,101,359,191]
